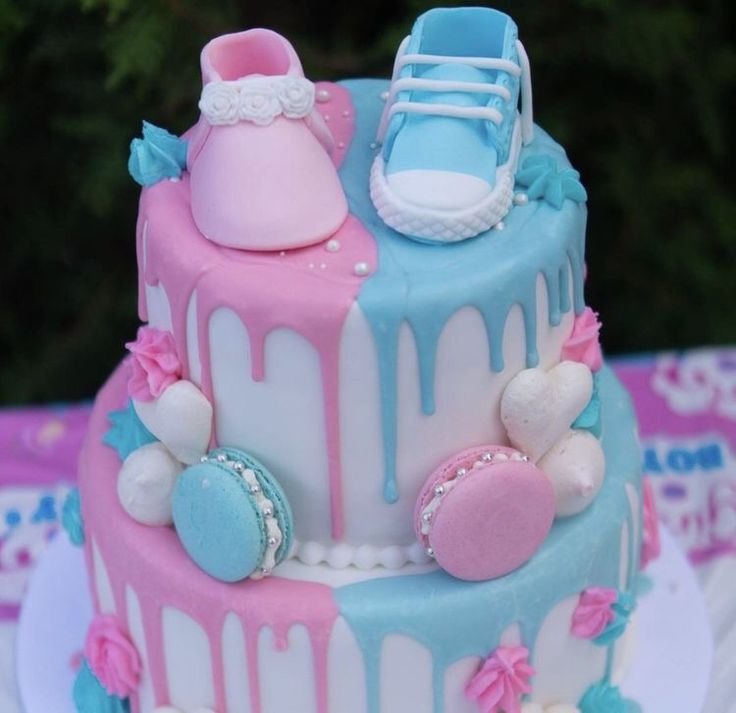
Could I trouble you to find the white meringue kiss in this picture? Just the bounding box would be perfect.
[538,430,605,517]
[117,442,183,526]
[134,380,213,465]
[501,361,593,463]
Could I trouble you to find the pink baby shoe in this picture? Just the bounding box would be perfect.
[187,29,348,251]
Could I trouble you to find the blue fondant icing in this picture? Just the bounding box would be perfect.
[574,370,602,436]
[515,154,588,210]
[62,487,85,546]
[593,591,636,646]
[335,367,640,713]
[579,681,641,713]
[103,399,157,461]
[128,121,187,187]
[73,660,130,713]
[341,79,587,502]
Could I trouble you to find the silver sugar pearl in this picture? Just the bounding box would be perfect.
[455,467,467,478]
[433,485,445,497]
[422,511,432,523]
[250,484,261,494]
[354,261,370,277]
[216,454,227,463]
[494,220,506,231]
[369,141,379,150]
[481,452,493,463]
[233,461,245,473]
[316,89,331,103]
[522,454,530,462]
[514,192,529,206]
[426,547,434,557]
[262,506,274,517]
[267,537,278,546]
[200,455,209,463]
[260,567,271,575]
[379,90,389,101]
[326,238,341,253]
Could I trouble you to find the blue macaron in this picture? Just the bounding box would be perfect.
[172,447,293,582]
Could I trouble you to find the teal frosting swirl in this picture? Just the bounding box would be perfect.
[62,487,85,547]
[128,121,187,187]
[594,590,637,646]
[515,154,588,209]
[580,681,642,713]
[73,660,130,713]
[103,399,158,461]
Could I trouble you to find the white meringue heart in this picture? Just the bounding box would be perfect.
[117,442,183,526]
[538,430,605,517]
[501,361,593,463]
[134,380,213,465]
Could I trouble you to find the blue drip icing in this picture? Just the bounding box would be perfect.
[339,79,587,503]
[335,368,641,713]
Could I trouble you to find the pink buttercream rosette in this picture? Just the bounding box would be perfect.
[84,614,141,697]
[465,645,534,713]
[561,307,603,372]
[125,326,182,402]
[571,587,617,639]
[641,478,661,569]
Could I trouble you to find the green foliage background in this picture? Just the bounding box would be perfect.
[0,0,734,403]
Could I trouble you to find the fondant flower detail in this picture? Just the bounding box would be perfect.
[128,122,188,187]
[125,327,182,402]
[465,645,535,713]
[640,478,661,569]
[579,681,634,713]
[571,587,617,639]
[277,76,316,118]
[104,399,158,461]
[62,487,85,546]
[74,659,130,713]
[572,588,636,645]
[515,155,588,210]
[84,615,141,698]
[199,82,242,125]
[561,308,603,372]
[238,86,282,125]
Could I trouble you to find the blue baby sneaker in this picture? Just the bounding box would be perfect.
[370,7,533,242]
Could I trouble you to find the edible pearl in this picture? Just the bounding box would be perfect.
[354,261,370,276]
[262,506,274,517]
[233,461,245,473]
[514,192,529,205]
[455,467,467,478]
[494,221,506,231]
[261,567,271,575]
[342,109,351,117]
[324,114,331,122]
[316,89,331,103]
[434,485,445,497]
[380,90,389,101]
[422,512,432,523]
[481,452,493,463]
[267,537,278,546]
[426,547,434,557]
[216,454,227,463]
[326,239,341,252]
[200,455,209,463]
[338,141,346,149]
[369,142,378,150]
[250,484,261,494]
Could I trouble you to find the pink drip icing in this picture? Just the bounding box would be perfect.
[81,367,341,712]
[136,83,368,540]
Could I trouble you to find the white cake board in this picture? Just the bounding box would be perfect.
[17,527,711,713]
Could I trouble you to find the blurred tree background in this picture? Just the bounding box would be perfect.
[0,0,734,404]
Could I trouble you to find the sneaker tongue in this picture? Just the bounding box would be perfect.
[414,63,494,108]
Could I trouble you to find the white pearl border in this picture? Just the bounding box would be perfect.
[291,539,432,570]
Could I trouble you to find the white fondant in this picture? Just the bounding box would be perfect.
[174,269,576,553]
[126,586,155,713]
[162,607,215,710]
[619,520,630,590]
[91,539,115,615]
[117,442,183,526]
[538,430,605,517]
[501,361,593,464]
[144,281,174,333]
[222,612,251,713]
[258,624,317,713]
[531,595,607,705]
[444,658,482,713]
[386,170,491,210]
[186,291,202,387]
[328,618,367,713]
[380,635,433,713]
[134,381,213,465]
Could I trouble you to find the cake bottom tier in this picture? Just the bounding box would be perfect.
[78,365,642,713]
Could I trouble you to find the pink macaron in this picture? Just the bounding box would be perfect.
[414,445,555,581]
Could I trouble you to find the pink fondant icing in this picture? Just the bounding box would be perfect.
[641,477,661,569]
[561,307,603,372]
[415,446,555,581]
[80,366,340,713]
[84,613,142,698]
[125,326,182,402]
[136,82,363,540]
[570,587,617,639]
[465,645,534,713]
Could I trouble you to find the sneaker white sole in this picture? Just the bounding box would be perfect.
[370,118,523,243]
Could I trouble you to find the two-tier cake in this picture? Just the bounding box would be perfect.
[66,7,660,713]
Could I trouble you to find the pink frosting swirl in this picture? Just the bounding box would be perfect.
[561,307,603,372]
[84,614,141,697]
[641,478,661,569]
[465,645,534,713]
[571,587,617,639]
[125,326,182,402]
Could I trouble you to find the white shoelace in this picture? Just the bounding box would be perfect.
[376,37,534,146]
